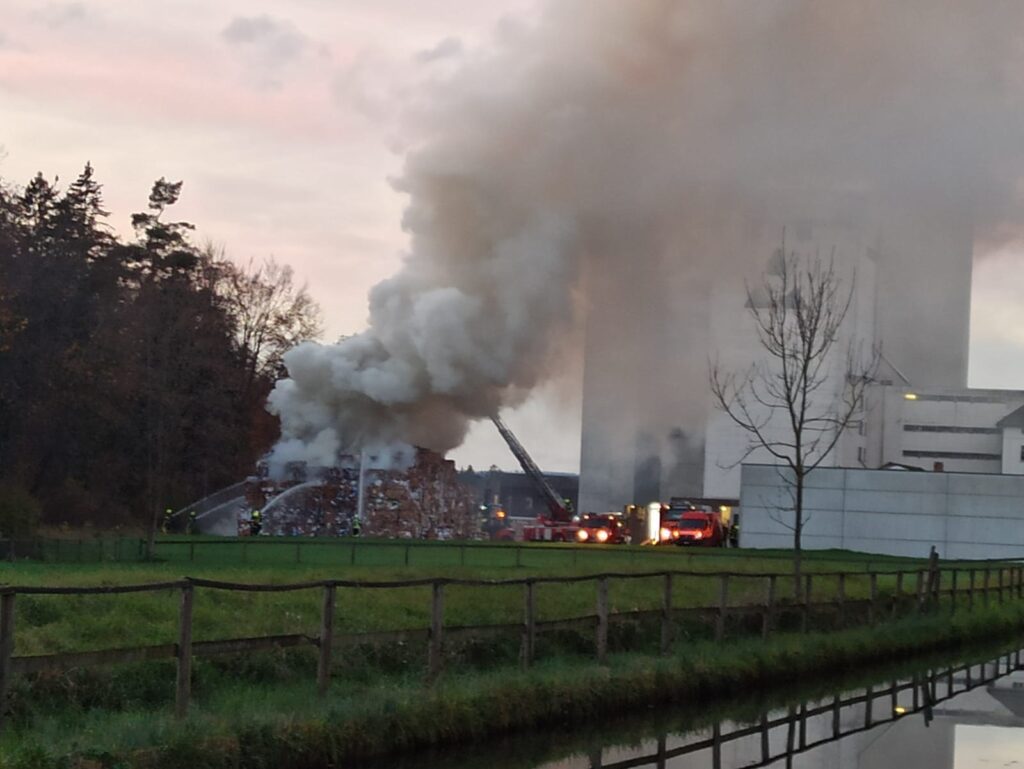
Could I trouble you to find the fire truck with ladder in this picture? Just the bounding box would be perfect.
[490,416,582,542]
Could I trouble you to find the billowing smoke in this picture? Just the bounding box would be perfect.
[269,0,1024,468]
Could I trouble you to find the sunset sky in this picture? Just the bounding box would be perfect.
[3,0,1023,473]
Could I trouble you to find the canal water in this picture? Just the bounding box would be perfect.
[366,642,1024,769]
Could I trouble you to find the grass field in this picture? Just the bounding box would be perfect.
[0,540,938,657]
[5,600,1024,769]
[2,539,1020,768]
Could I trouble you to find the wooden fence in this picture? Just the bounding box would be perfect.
[1,560,1023,729]
[593,647,1023,769]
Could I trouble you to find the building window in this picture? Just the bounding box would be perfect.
[857,446,865,464]
[903,450,1001,461]
[903,424,1001,435]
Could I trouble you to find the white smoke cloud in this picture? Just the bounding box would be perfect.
[269,0,1024,461]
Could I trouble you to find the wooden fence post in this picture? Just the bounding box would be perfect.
[760,714,770,764]
[950,570,958,614]
[864,684,873,727]
[175,582,194,719]
[317,583,336,697]
[893,572,903,618]
[916,570,925,613]
[984,568,991,607]
[712,722,722,769]
[802,575,812,633]
[798,702,807,749]
[596,577,609,663]
[716,574,730,641]
[661,573,673,655]
[969,569,975,611]
[522,580,536,668]
[836,573,846,627]
[428,581,445,681]
[0,593,15,733]
[869,572,878,626]
[762,575,776,640]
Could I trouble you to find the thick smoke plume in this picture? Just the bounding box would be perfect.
[269,0,1024,466]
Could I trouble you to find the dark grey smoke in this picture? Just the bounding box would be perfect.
[268,0,1024,467]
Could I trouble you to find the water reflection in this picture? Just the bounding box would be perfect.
[368,645,1024,769]
[547,649,1024,769]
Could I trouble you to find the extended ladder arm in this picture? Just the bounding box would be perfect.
[491,415,568,520]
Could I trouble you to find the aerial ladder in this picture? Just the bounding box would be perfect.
[491,415,577,541]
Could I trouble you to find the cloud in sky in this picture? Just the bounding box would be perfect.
[415,36,463,64]
[220,14,327,90]
[222,15,312,65]
[33,2,90,29]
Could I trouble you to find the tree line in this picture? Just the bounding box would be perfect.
[0,164,321,535]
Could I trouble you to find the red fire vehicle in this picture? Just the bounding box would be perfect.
[575,513,628,544]
[491,416,580,542]
[671,511,726,547]
[658,498,731,547]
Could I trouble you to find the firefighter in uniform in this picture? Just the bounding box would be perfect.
[161,508,173,534]
[186,510,197,535]
[250,509,262,536]
[351,516,362,537]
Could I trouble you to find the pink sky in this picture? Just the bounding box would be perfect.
[2,0,1022,474]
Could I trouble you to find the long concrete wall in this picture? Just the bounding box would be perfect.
[740,464,1024,559]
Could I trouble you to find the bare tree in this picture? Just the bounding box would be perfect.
[710,241,878,597]
[212,250,323,389]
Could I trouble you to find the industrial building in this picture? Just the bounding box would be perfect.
[578,192,984,513]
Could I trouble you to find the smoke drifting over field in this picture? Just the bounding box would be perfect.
[268,0,1024,466]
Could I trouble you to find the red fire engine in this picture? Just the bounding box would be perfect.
[490,416,581,542]
[658,498,735,547]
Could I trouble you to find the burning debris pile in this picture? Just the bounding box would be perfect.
[242,447,478,539]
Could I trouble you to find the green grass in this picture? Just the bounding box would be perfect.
[0,543,950,657]
[3,599,1024,769]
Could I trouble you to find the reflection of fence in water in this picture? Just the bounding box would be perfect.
[594,650,1023,769]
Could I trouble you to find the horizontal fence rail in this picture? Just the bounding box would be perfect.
[1,560,1023,728]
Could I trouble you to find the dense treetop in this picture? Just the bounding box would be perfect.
[0,164,321,533]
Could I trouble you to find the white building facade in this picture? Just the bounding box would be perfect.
[578,191,976,512]
[740,463,1024,559]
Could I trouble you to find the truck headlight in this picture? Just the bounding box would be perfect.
[660,527,672,541]
[596,529,609,543]
[576,529,589,542]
